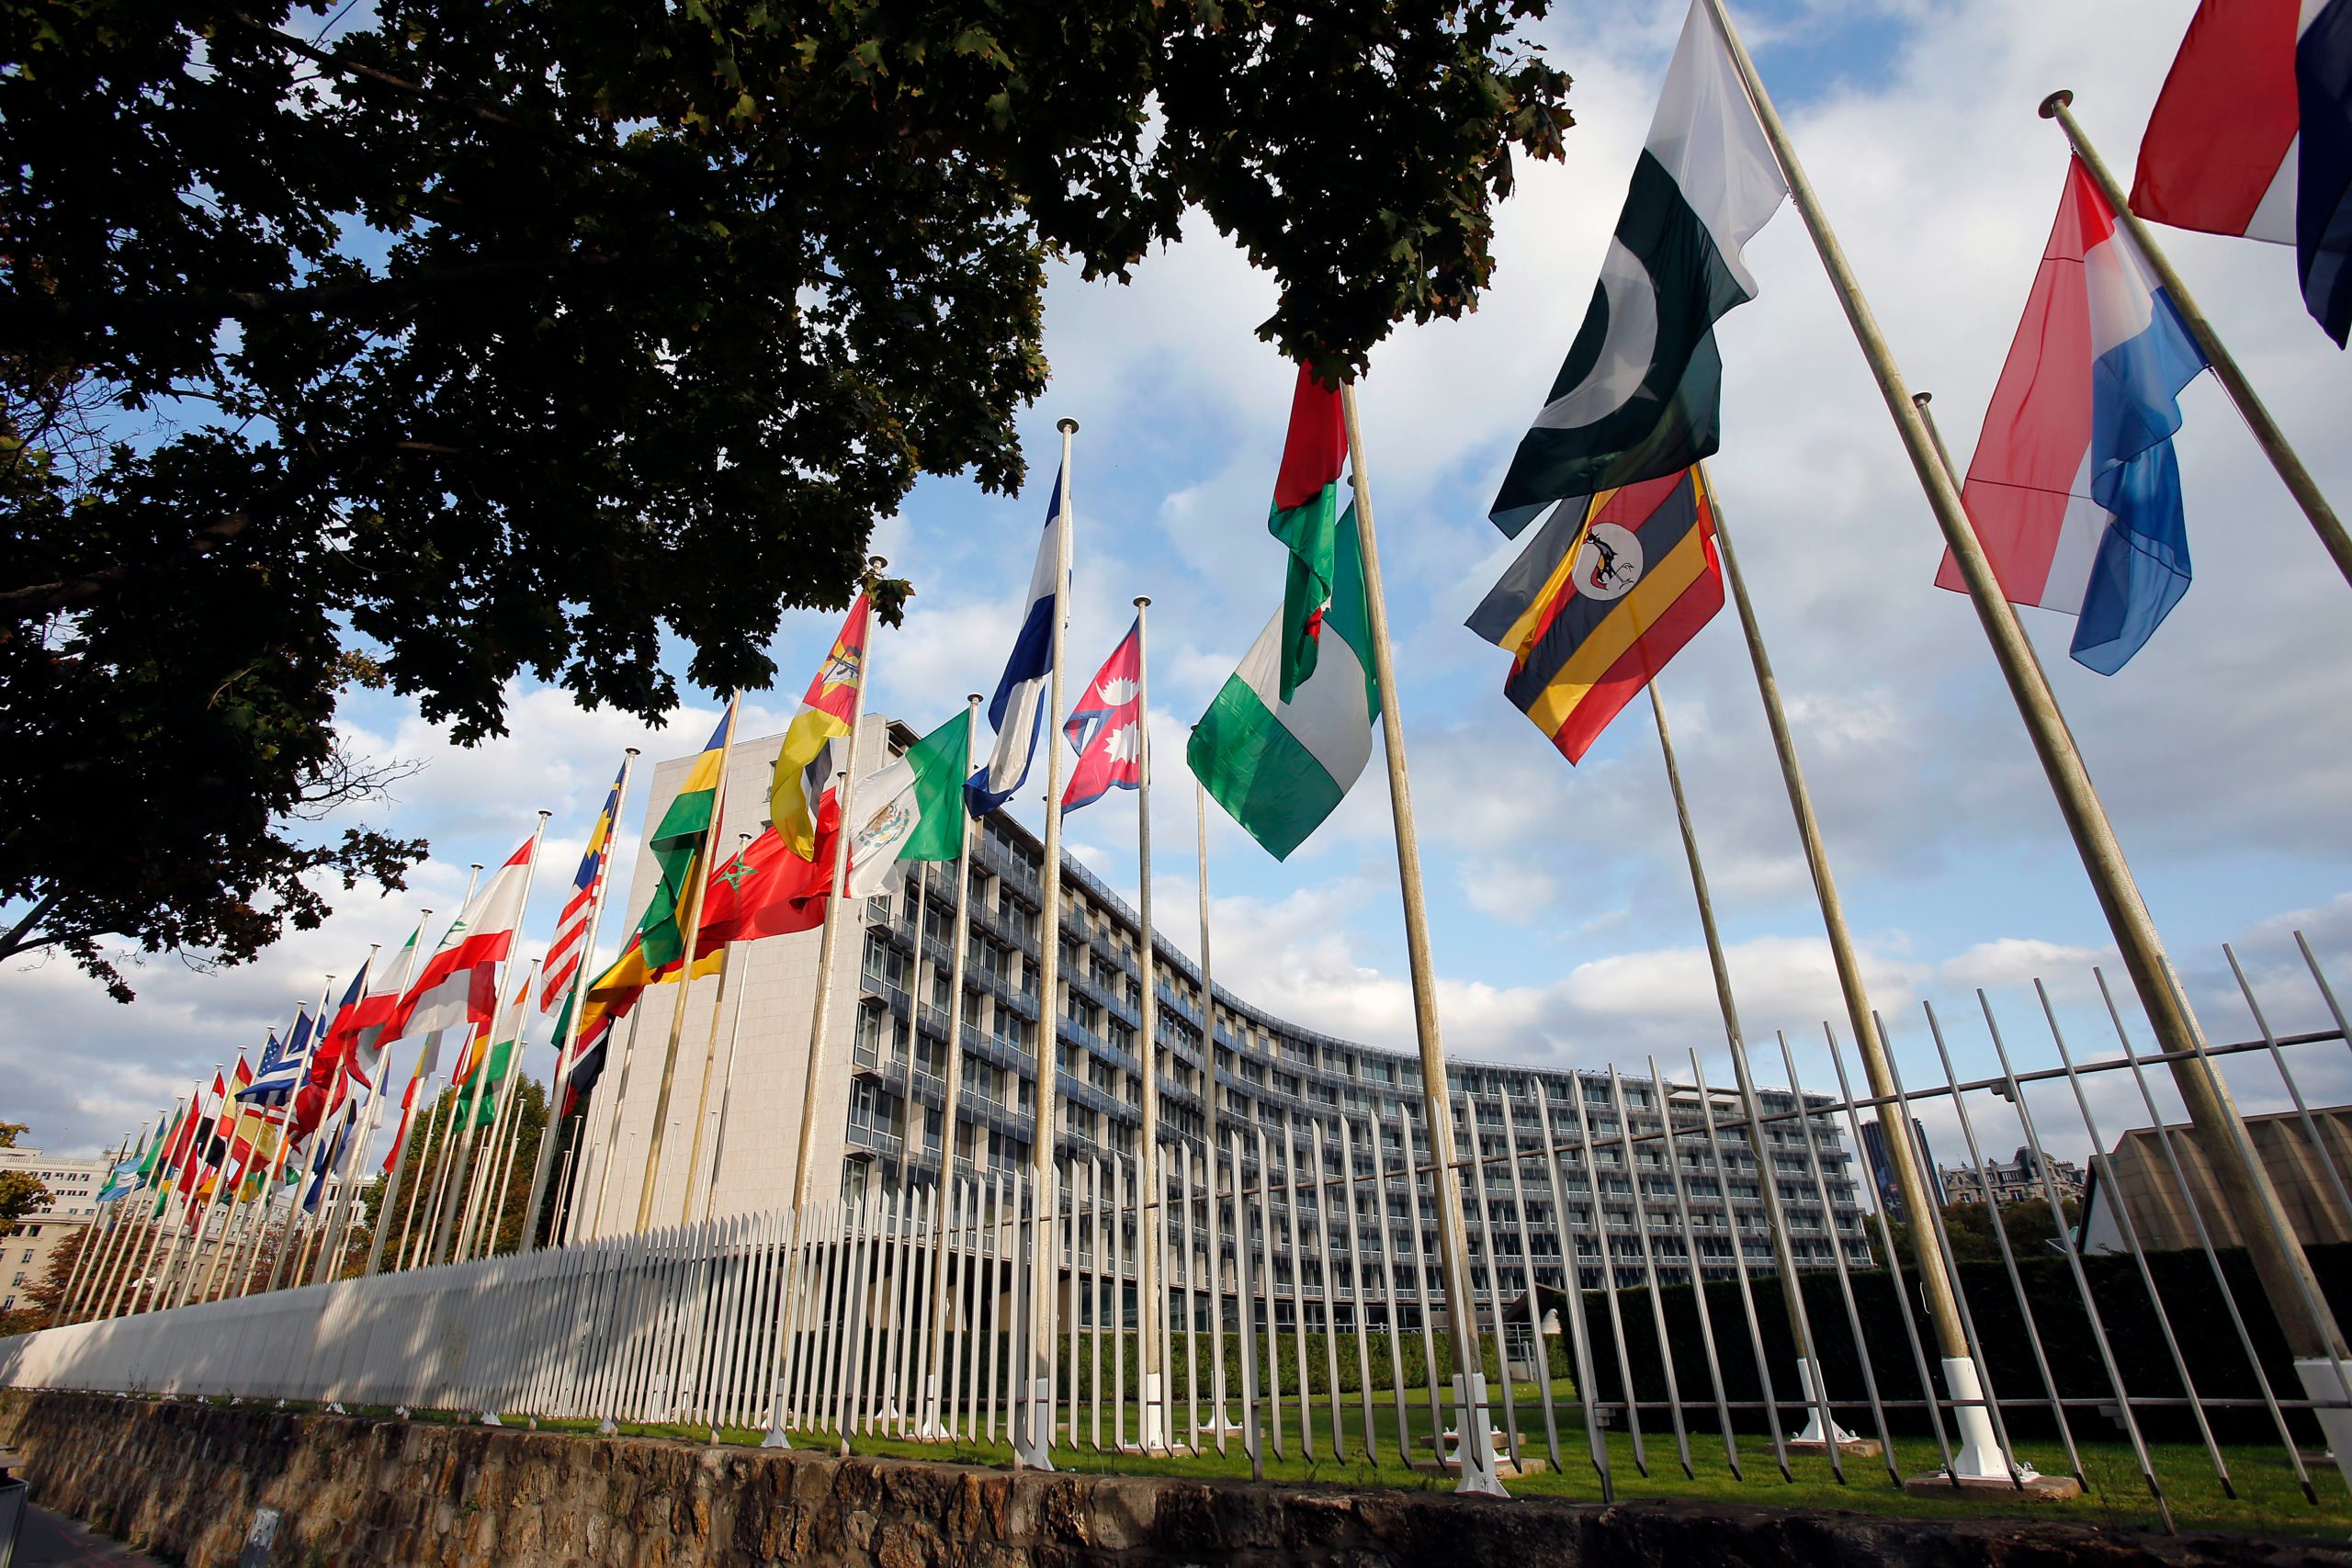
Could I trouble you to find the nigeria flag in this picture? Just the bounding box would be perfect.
[1488,0,1789,536]
[1190,502,1377,862]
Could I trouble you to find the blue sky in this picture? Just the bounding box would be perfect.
[7,0,2351,1175]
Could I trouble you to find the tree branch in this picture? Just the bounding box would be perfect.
[0,253,621,338]
[0,889,64,961]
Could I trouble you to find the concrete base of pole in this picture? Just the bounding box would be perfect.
[1787,1359,1872,1453]
[480,1411,502,1427]
[1444,1375,1510,1497]
[596,1417,617,1436]
[1900,1357,2078,1498]
[2295,1358,2352,1501]
[759,1427,793,1450]
[1012,1380,1055,1471]
[1130,1373,1170,1453]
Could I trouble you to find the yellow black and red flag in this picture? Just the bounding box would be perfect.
[1467,467,1721,764]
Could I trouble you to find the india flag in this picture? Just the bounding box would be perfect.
[1188,504,1377,862]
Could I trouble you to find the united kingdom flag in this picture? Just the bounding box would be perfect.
[1062,617,1146,813]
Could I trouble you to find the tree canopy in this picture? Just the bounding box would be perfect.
[0,0,1573,997]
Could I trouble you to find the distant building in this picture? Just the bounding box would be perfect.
[0,1146,109,1314]
[1939,1145,2084,1210]
[1860,1117,1945,1219]
[2079,1104,2352,1255]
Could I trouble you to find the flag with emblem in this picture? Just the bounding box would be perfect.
[693,824,836,950]
[770,601,870,860]
[1488,0,1788,536]
[1268,367,1348,699]
[843,707,973,899]
[544,761,628,1007]
[1471,467,1722,764]
[1063,620,1145,812]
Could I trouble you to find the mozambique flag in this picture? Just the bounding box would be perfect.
[1469,467,1721,765]
[770,596,872,861]
[637,702,736,972]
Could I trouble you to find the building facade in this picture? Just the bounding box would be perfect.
[563,717,1869,1314]
[1939,1145,2086,1210]
[1,1147,109,1314]
[2079,1104,2352,1255]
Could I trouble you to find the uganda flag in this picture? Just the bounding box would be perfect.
[1487,0,1786,537]
[1468,468,1721,765]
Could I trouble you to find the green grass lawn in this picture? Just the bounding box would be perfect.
[301,1392,2352,1539]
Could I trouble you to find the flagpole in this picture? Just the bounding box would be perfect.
[1700,0,2350,1369]
[1131,595,1167,1451]
[131,1087,208,1314]
[1193,747,1243,1452]
[456,961,537,1260]
[94,1111,172,1317]
[524,749,640,1250]
[790,560,887,1209]
[166,1065,232,1310]
[201,1049,277,1303]
[1340,380,1503,1496]
[582,1007,647,1244]
[917,693,985,1438]
[109,1098,186,1318]
[303,943,389,1287]
[402,1073,464,1271]
[1016,421,1078,1472]
[51,1133,130,1325]
[689,834,755,1223]
[327,922,430,1274]
[2039,90,2352,590]
[639,697,742,1232]
[121,1090,197,1316]
[66,1135,136,1324]
[433,814,551,1264]
[359,915,437,1275]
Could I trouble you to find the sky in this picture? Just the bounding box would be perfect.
[6,0,2351,1184]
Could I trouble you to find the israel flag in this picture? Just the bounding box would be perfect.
[967,461,1069,816]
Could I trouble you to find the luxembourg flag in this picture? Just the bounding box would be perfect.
[2131,0,2352,344]
[1062,618,1144,812]
[967,461,1069,816]
[1936,157,2211,674]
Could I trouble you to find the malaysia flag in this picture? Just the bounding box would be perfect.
[1936,156,2211,674]
[2131,0,2352,344]
[1062,617,1145,812]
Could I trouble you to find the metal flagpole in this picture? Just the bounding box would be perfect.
[679,897,744,1223]
[401,1074,463,1271]
[1703,490,2034,1488]
[362,914,443,1277]
[582,1008,649,1245]
[1340,380,1503,1497]
[166,1066,232,1309]
[1015,422,1078,1471]
[1193,758,1241,1450]
[458,958,542,1259]
[1132,596,1167,1451]
[64,1138,135,1324]
[921,692,984,1438]
[51,1133,130,1325]
[693,834,756,1223]
[434,813,552,1263]
[267,973,344,1292]
[308,942,389,1284]
[328,917,430,1274]
[100,1098,183,1320]
[524,748,640,1250]
[119,1092,196,1316]
[1698,0,2351,1372]
[2039,90,2352,590]
[639,698,742,1231]
[789,558,887,1209]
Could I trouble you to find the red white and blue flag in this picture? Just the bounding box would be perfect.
[1061,618,1144,812]
[2132,0,2352,344]
[1937,157,2210,674]
[544,761,626,1010]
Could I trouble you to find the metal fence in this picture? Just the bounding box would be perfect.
[9,937,2352,1526]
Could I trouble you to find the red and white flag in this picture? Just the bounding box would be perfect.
[1060,617,1145,813]
[391,836,537,1042]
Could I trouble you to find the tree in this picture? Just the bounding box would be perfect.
[0,1122,49,1229]
[0,0,1573,997]
[1884,1196,2084,1267]
[0,1224,85,1336]
[358,1075,548,1270]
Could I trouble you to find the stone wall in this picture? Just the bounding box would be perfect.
[1,1390,2344,1568]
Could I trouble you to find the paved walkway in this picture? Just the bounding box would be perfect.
[10,1504,163,1567]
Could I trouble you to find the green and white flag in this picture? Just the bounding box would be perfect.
[1189,503,1377,861]
[845,707,973,898]
[1487,0,1788,536]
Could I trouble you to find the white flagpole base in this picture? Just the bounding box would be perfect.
[1012,1379,1055,1471]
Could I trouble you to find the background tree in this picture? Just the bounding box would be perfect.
[1883,1196,2084,1267]
[0,1224,85,1335]
[0,1122,50,1228]
[0,0,1573,998]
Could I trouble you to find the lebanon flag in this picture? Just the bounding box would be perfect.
[1189,502,1376,862]
[1936,158,2209,674]
[392,836,537,1041]
[1487,0,1788,536]
[1063,620,1145,812]
[2132,0,2352,344]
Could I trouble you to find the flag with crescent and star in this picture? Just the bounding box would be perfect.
[1062,618,1145,813]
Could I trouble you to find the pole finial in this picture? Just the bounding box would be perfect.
[967,692,984,705]
[469,863,483,873]
[537,808,553,820]
[1057,418,1079,435]
[1134,595,1150,609]
[867,555,888,575]
[627,746,642,756]
[1912,390,1931,407]
[2039,88,2074,118]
